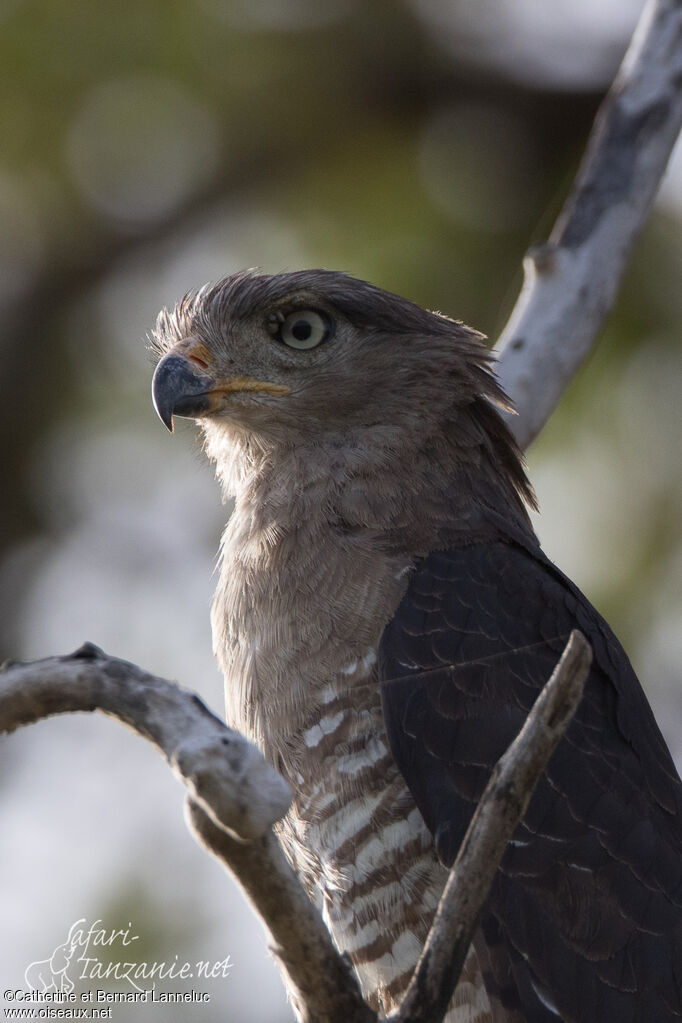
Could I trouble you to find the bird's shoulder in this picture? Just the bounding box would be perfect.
[378,531,682,1022]
[379,529,682,835]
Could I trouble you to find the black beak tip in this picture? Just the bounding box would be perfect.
[151,353,212,433]
[152,388,175,433]
[151,371,175,433]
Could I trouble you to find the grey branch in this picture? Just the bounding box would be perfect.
[187,804,376,1023]
[0,642,291,842]
[495,0,682,448]
[389,630,592,1023]
[0,632,589,1023]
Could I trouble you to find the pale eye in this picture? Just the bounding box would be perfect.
[278,309,331,350]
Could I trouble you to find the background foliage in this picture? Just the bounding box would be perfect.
[0,1,680,1019]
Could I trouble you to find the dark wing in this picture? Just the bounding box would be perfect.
[379,540,682,1023]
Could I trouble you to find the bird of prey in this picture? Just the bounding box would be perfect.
[151,270,682,1023]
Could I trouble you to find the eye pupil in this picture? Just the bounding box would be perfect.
[274,307,332,350]
[292,320,312,341]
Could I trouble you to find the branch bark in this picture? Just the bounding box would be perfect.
[0,642,291,842]
[0,632,590,1023]
[187,806,376,1023]
[495,0,682,448]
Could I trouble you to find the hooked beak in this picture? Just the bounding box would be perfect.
[152,341,293,433]
[152,352,215,432]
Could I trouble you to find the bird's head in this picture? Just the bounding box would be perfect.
[151,268,509,430]
[151,269,532,509]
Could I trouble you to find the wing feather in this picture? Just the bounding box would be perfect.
[379,539,682,1022]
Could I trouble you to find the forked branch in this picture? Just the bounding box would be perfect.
[0,631,590,1023]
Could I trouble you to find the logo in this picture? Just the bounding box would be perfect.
[20,918,231,998]
[24,920,139,995]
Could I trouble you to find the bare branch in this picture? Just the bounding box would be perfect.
[390,630,592,1023]
[0,634,590,1023]
[495,0,682,448]
[0,643,373,1019]
[0,642,291,842]
[187,803,377,1023]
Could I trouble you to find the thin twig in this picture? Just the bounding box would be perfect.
[495,0,682,448]
[390,630,592,1023]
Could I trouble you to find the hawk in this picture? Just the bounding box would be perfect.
[151,270,682,1022]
